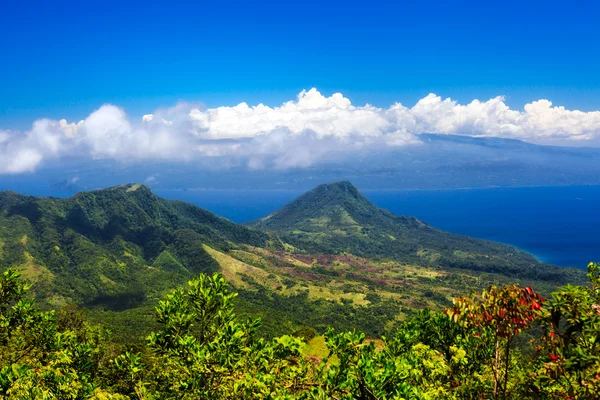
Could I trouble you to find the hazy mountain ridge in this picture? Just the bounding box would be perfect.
[2,134,600,197]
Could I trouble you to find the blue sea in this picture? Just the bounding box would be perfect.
[154,185,600,269]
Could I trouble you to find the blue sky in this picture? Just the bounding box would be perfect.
[2,0,599,129]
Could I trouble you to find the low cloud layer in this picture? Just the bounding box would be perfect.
[2,89,600,174]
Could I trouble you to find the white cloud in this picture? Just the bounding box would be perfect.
[187,89,389,140]
[399,94,600,141]
[1,149,43,174]
[2,88,600,174]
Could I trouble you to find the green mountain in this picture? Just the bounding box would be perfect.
[0,183,269,309]
[249,181,580,283]
[0,182,585,341]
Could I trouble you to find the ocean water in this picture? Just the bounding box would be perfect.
[155,185,600,269]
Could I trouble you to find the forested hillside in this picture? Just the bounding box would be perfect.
[0,183,585,343]
[0,183,269,308]
[249,181,582,282]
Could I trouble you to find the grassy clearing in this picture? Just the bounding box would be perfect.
[204,245,282,291]
[302,336,340,365]
[125,184,142,192]
[222,247,471,309]
[17,252,54,282]
[301,336,384,364]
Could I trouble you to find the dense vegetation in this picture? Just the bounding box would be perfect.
[0,183,586,343]
[2,263,599,399]
[0,184,269,308]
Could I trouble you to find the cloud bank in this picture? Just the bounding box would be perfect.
[3,88,600,173]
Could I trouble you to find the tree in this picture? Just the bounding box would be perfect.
[528,262,600,398]
[0,269,120,399]
[142,273,312,399]
[447,284,544,399]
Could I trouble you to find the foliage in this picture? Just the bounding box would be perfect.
[526,262,600,398]
[0,269,119,399]
[1,263,600,399]
[448,284,544,398]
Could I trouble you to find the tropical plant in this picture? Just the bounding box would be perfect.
[2,263,600,399]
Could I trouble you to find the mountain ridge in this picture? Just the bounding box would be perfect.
[0,183,271,308]
[248,181,582,283]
